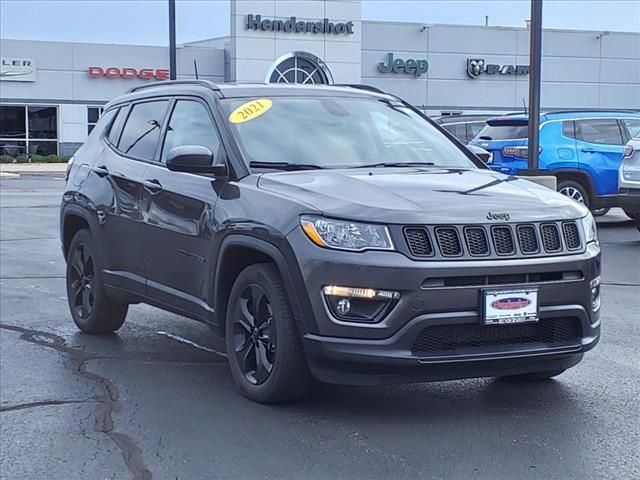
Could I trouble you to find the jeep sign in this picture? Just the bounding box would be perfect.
[377,53,428,77]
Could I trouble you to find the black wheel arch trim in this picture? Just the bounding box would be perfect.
[60,204,100,259]
[213,234,318,335]
[552,168,596,200]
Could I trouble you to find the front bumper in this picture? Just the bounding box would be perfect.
[618,187,640,215]
[287,227,601,385]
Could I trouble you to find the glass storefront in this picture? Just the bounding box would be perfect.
[0,105,58,158]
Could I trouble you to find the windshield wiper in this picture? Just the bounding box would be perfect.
[250,161,324,171]
[351,162,436,169]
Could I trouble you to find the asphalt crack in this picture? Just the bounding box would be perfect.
[0,399,91,413]
[0,323,152,480]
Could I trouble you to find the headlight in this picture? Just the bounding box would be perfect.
[580,212,598,245]
[300,216,394,251]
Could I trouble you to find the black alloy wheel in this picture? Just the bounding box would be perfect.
[233,284,277,385]
[226,263,311,403]
[68,243,96,319]
[66,229,128,334]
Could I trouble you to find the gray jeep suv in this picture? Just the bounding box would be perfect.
[61,81,601,403]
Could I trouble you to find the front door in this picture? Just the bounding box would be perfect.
[141,98,227,321]
[575,118,626,196]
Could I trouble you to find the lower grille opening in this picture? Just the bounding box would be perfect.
[411,317,581,356]
[422,271,583,288]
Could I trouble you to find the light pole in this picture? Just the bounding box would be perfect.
[526,0,543,171]
[169,0,177,80]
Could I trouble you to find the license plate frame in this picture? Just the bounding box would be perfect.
[483,288,539,325]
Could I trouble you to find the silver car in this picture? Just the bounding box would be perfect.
[619,135,640,231]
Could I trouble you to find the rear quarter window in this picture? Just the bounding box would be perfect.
[575,119,623,145]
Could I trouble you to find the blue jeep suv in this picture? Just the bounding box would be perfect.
[469,111,640,211]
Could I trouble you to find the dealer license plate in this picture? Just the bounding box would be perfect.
[483,289,539,325]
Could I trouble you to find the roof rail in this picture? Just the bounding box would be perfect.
[126,79,220,94]
[542,108,640,115]
[334,84,388,95]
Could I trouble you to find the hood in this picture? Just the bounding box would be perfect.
[258,167,588,224]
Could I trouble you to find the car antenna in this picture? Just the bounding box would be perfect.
[194,59,199,80]
[522,97,528,115]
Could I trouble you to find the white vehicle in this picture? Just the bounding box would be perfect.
[619,135,640,232]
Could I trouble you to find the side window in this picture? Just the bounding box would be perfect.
[107,108,126,145]
[622,118,640,139]
[467,122,485,141]
[441,123,456,136]
[89,108,117,138]
[576,119,623,145]
[117,100,169,160]
[161,100,222,163]
[562,120,577,139]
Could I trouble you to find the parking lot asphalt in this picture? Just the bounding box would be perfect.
[1,176,639,480]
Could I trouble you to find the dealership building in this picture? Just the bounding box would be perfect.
[1,0,639,156]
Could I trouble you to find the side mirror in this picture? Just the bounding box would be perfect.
[166,145,227,176]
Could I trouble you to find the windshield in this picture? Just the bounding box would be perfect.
[222,96,478,170]
[475,124,529,141]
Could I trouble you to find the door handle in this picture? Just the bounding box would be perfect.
[143,179,163,194]
[581,148,597,153]
[94,165,109,177]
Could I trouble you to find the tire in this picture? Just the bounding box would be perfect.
[622,209,637,220]
[635,217,640,232]
[557,180,590,208]
[502,369,566,381]
[591,207,610,217]
[225,263,311,403]
[66,229,128,334]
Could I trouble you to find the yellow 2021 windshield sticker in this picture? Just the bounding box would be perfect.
[229,99,273,124]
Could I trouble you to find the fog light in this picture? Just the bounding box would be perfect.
[590,276,601,312]
[323,285,399,323]
[336,298,351,315]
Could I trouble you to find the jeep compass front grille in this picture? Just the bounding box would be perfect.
[411,317,581,357]
[491,226,515,255]
[464,227,489,256]
[541,224,562,252]
[401,221,581,260]
[516,225,539,254]
[562,222,581,250]
[404,228,433,256]
[435,227,462,256]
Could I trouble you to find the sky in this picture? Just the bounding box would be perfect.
[0,0,639,46]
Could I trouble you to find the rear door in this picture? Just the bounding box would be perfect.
[140,97,227,320]
[93,99,170,294]
[575,118,626,195]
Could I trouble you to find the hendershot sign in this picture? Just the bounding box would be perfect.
[0,58,36,82]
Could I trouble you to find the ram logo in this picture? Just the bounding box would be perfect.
[467,58,485,78]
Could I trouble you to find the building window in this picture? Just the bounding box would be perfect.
[266,52,332,85]
[0,105,58,159]
[88,106,104,135]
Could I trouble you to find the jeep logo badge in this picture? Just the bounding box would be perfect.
[487,212,510,221]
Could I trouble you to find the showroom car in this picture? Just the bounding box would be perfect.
[619,134,640,231]
[469,111,640,214]
[61,81,601,403]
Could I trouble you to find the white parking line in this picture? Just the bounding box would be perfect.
[157,330,227,358]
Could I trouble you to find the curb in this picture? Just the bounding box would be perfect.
[0,172,20,180]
